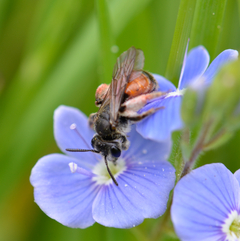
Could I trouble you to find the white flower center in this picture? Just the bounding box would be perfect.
[165,88,185,98]
[222,210,240,241]
[92,158,127,185]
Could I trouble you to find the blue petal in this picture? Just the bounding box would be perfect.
[171,163,240,241]
[92,159,175,228]
[203,49,238,86]
[54,105,98,168]
[122,126,172,163]
[179,46,210,90]
[30,154,100,228]
[234,169,240,186]
[136,95,183,142]
[152,73,176,92]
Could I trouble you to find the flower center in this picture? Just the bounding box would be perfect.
[165,88,185,98]
[92,158,127,185]
[222,210,240,241]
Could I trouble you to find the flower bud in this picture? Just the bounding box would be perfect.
[181,78,207,128]
[203,60,240,125]
[181,60,240,151]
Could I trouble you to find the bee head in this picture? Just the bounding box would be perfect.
[91,134,121,162]
[65,134,121,186]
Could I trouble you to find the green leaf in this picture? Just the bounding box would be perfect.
[95,0,115,83]
[165,0,197,85]
[189,0,228,58]
[217,0,240,52]
[0,0,91,153]
[169,131,183,182]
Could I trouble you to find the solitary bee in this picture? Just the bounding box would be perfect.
[67,47,163,186]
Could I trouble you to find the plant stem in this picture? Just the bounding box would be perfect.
[202,128,226,149]
[180,120,212,178]
[150,193,173,241]
[131,227,151,241]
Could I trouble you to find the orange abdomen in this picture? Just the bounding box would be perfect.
[125,72,156,99]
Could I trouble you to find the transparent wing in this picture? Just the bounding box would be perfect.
[98,47,145,128]
[110,47,145,127]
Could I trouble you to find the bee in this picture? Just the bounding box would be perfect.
[66,47,164,186]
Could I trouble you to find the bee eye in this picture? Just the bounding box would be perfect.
[111,146,121,158]
[91,138,94,148]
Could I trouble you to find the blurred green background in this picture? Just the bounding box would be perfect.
[0,0,240,240]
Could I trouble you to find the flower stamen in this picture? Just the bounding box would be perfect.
[69,123,92,149]
[229,217,240,238]
[68,162,94,177]
[222,210,240,241]
[92,158,127,185]
[69,162,78,173]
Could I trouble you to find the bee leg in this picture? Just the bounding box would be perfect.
[124,107,164,122]
[119,91,165,114]
[88,113,97,129]
[112,133,130,150]
[119,135,130,150]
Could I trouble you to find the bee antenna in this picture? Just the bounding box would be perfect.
[66,148,100,153]
[104,156,118,186]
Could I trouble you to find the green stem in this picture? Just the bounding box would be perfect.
[150,194,174,241]
[202,128,226,149]
[150,135,183,240]
[150,122,214,239]
[180,120,212,178]
[130,227,151,241]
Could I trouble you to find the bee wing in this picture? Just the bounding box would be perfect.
[97,47,144,127]
[133,47,144,70]
[127,48,145,82]
[110,47,144,127]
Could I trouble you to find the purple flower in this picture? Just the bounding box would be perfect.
[136,47,238,142]
[30,105,176,229]
[171,163,240,241]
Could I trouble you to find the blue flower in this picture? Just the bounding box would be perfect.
[171,163,240,241]
[30,105,176,229]
[136,46,238,142]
